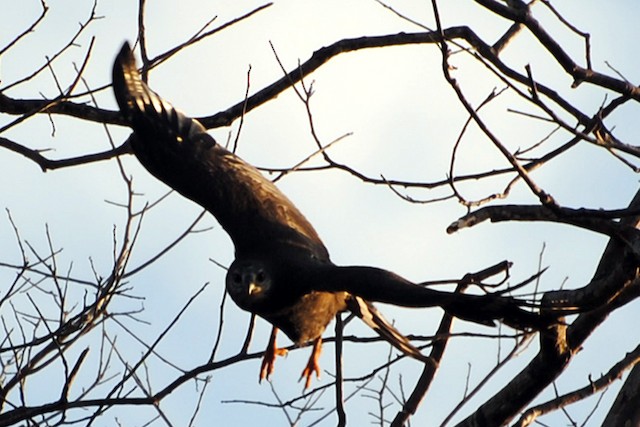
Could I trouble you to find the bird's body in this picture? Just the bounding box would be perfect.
[112,42,552,388]
[267,291,348,345]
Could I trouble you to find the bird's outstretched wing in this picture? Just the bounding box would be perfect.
[112,42,329,261]
[309,264,553,330]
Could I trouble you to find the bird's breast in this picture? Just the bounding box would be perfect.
[265,291,348,345]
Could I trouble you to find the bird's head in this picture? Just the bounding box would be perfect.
[226,259,273,310]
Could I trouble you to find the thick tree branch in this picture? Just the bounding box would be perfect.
[601,363,640,427]
[448,204,640,255]
[0,136,131,172]
[200,27,596,129]
[514,344,640,427]
[0,93,124,125]
[475,0,640,98]
[455,188,640,426]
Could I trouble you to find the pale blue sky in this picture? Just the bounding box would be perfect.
[1,1,639,426]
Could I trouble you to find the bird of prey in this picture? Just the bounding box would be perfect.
[112,42,552,388]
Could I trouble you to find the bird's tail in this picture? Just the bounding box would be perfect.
[346,296,433,364]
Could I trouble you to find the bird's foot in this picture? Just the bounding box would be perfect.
[260,347,288,382]
[299,338,322,389]
[259,328,288,383]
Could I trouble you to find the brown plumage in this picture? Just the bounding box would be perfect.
[112,42,552,388]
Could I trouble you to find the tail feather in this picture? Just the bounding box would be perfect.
[346,296,432,364]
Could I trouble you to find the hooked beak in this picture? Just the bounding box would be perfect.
[248,282,263,296]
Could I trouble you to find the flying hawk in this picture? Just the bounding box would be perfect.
[112,42,552,388]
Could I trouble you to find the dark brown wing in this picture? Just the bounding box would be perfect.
[305,264,554,330]
[112,42,329,261]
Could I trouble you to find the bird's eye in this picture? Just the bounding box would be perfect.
[256,271,266,283]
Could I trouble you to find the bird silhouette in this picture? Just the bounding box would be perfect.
[112,42,553,388]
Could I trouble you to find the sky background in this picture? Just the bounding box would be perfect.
[1,1,639,426]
